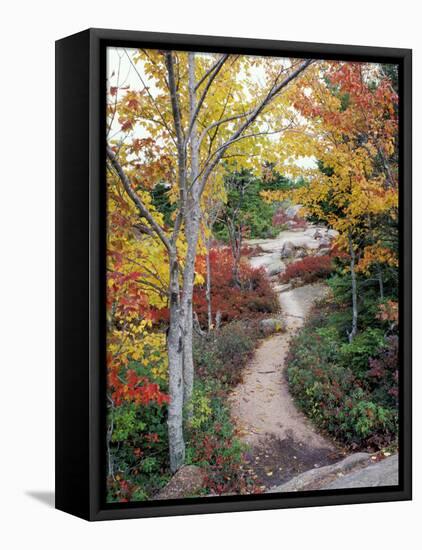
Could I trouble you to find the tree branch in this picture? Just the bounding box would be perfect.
[194,54,229,91]
[106,146,173,253]
[165,51,188,233]
[164,51,185,145]
[198,58,315,195]
[123,49,177,146]
[185,54,229,142]
[198,108,254,148]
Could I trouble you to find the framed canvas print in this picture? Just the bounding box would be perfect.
[55,28,412,521]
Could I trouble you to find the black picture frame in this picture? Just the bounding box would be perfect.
[55,28,412,521]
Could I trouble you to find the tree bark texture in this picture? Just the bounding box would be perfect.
[348,235,358,343]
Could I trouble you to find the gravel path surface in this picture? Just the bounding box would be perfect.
[229,243,343,489]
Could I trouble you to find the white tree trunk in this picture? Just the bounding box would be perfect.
[205,238,212,332]
[167,254,185,472]
[106,145,186,472]
[232,227,242,287]
[181,204,201,411]
[181,52,201,411]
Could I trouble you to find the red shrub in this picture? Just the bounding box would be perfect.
[194,247,278,327]
[240,244,265,257]
[290,216,307,229]
[280,255,333,284]
[272,209,290,227]
[272,208,307,230]
[329,243,350,260]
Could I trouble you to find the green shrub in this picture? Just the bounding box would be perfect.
[338,328,385,378]
[188,319,264,495]
[185,379,254,495]
[367,336,399,408]
[106,399,170,502]
[193,321,260,388]
[187,385,213,430]
[287,305,398,449]
[345,394,397,439]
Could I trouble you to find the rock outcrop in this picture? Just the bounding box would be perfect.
[280,241,295,259]
[268,453,399,493]
[324,454,399,489]
[153,465,206,500]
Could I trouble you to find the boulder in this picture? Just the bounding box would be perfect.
[315,247,331,256]
[273,283,292,293]
[325,454,399,489]
[267,264,284,277]
[280,241,295,259]
[268,453,371,493]
[268,453,399,493]
[285,204,302,219]
[290,276,305,288]
[153,465,206,500]
[294,247,308,259]
[278,283,292,293]
[316,238,331,251]
[260,318,286,336]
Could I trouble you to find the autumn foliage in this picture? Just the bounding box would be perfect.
[280,255,334,284]
[108,363,170,408]
[104,49,400,502]
[194,247,279,327]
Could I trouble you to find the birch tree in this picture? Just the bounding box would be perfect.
[200,175,225,332]
[107,48,313,471]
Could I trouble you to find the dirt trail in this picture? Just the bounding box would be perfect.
[230,242,343,489]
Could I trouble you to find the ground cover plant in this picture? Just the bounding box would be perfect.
[286,294,399,450]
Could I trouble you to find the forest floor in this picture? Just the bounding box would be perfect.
[229,232,345,491]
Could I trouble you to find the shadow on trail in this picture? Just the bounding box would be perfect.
[243,435,343,490]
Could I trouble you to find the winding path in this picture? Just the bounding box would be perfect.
[229,232,343,489]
